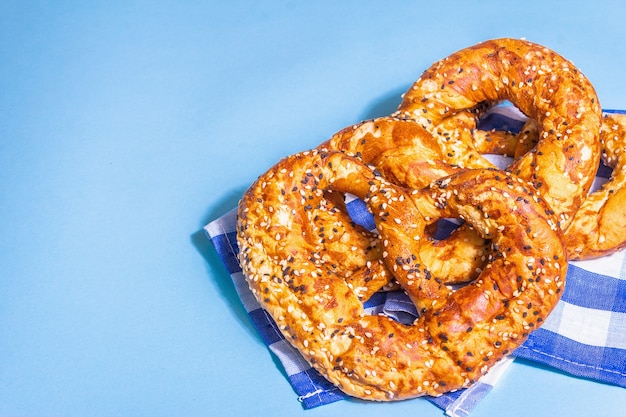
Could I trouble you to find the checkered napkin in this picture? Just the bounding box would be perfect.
[204,107,626,417]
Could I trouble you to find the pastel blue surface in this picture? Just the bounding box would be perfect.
[1,1,625,417]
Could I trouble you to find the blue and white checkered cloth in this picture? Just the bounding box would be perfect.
[204,107,626,417]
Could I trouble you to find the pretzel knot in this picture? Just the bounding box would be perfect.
[319,116,487,284]
[236,150,567,401]
[396,38,603,228]
[468,112,626,259]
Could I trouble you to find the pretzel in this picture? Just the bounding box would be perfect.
[473,118,539,159]
[563,113,626,257]
[236,149,567,400]
[396,37,603,228]
[320,116,464,189]
[471,113,626,259]
[319,116,488,284]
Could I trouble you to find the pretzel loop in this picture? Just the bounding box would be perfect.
[237,150,567,401]
[319,117,487,283]
[471,113,626,259]
[397,38,603,228]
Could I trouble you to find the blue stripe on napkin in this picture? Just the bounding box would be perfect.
[515,330,626,388]
[563,265,626,312]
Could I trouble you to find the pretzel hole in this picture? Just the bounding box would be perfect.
[342,195,480,323]
[425,218,463,240]
[475,101,526,135]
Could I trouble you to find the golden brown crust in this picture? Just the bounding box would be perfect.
[397,38,603,228]
[236,150,567,401]
[473,119,539,158]
[563,113,626,258]
[470,113,626,259]
[320,116,464,189]
[319,117,488,283]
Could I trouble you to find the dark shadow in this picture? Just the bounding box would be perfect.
[192,187,243,265]
[359,84,410,120]
[190,186,262,341]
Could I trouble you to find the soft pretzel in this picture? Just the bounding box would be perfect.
[472,113,626,259]
[319,116,487,283]
[236,149,567,401]
[563,113,626,258]
[474,118,539,159]
[320,116,464,189]
[397,37,603,228]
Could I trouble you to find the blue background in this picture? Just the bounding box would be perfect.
[1,1,625,416]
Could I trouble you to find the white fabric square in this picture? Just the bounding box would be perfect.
[269,339,311,376]
[540,301,564,334]
[557,302,611,347]
[477,355,515,386]
[571,250,625,279]
[606,311,626,349]
[204,208,238,235]
[231,271,261,312]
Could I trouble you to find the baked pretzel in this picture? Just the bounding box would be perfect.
[320,116,464,189]
[397,37,603,228]
[319,116,487,283]
[237,149,567,400]
[471,113,626,259]
[564,113,626,258]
